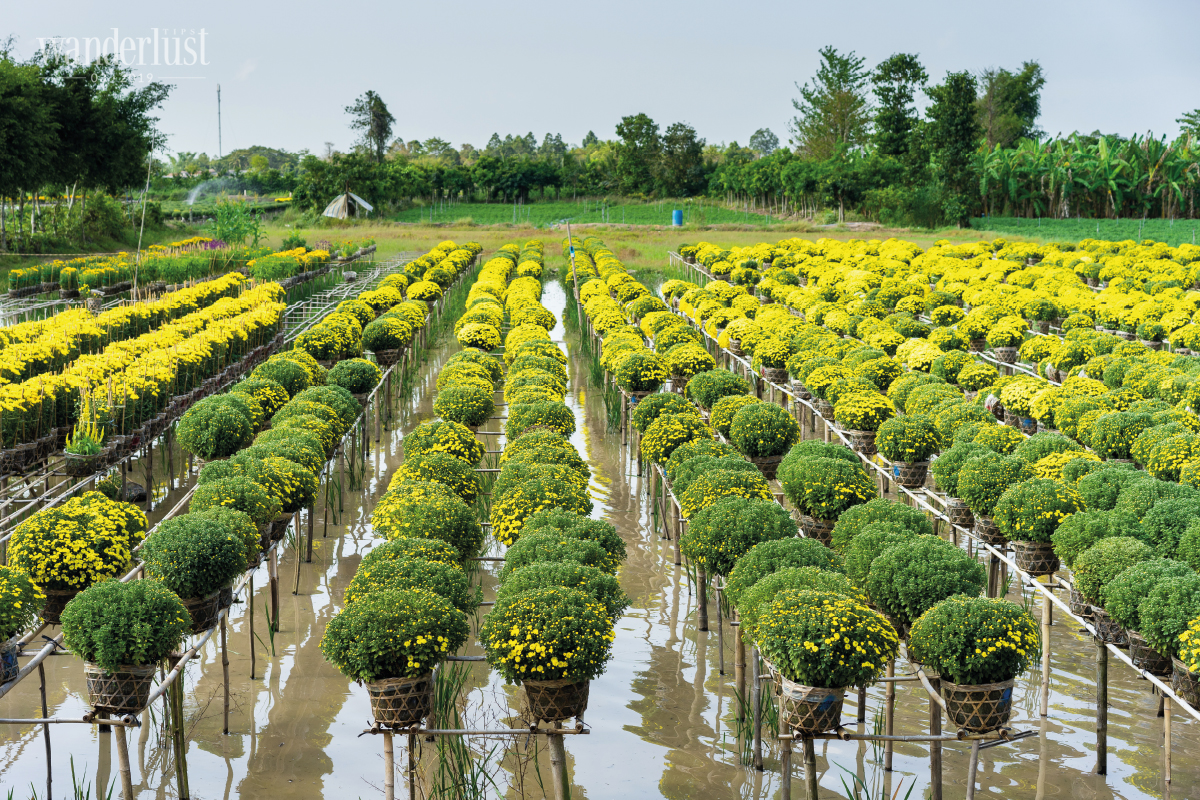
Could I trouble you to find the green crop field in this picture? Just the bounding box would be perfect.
[391,200,774,227]
[971,216,1200,247]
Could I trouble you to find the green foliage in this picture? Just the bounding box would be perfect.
[1073,537,1154,605]
[843,523,921,588]
[754,590,899,689]
[61,580,189,673]
[829,497,934,554]
[685,369,750,409]
[177,396,255,460]
[140,514,247,599]
[780,455,878,520]
[665,439,740,481]
[1076,466,1150,511]
[957,452,1033,516]
[481,586,615,683]
[344,558,476,614]
[711,395,761,439]
[497,562,629,624]
[1051,509,1145,570]
[931,442,991,497]
[521,510,627,573]
[1089,412,1154,460]
[971,424,1024,455]
[500,531,610,580]
[1139,574,1200,656]
[724,538,843,608]
[404,420,485,466]
[1013,432,1082,464]
[395,451,481,505]
[866,536,986,628]
[506,400,576,441]
[908,597,1039,685]
[730,402,800,457]
[640,412,710,465]
[191,476,282,527]
[993,479,1084,544]
[321,589,469,681]
[875,415,939,463]
[631,393,692,434]
[372,480,484,559]
[434,384,496,428]
[0,565,44,640]
[1104,559,1193,631]
[681,497,796,577]
[738,567,866,643]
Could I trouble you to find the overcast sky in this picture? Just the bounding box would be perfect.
[9,0,1199,159]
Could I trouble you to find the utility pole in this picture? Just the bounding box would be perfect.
[217,84,223,160]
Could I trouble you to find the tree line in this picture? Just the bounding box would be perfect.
[0,43,171,251]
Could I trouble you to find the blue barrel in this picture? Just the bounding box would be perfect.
[672,209,683,227]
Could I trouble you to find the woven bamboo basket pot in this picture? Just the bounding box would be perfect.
[750,454,784,480]
[218,585,234,611]
[994,346,1018,364]
[800,516,836,546]
[891,461,929,489]
[941,679,1015,733]
[945,497,974,529]
[845,429,877,456]
[181,593,221,634]
[777,678,845,735]
[373,349,402,368]
[792,382,812,401]
[973,516,1005,546]
[40,588,80,625]
[728,339,744,358]
[1002,408,1020,427]
[523,678,590,722]
[762,367,789,384]
[1091,607,1128,646]
[0,637,19,682]
[64,452,102,477]
[367,673,433,728]
[1128,632,1172,676]
[1068,587,1094,622]
[257,523,273,553]
[968,338,986,352]
[84,663,157,714]
[814,399,834,419]
[1172,658,1200,706]
[1011,541,1059,577]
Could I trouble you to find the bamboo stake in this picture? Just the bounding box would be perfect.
[548,732,570,800]
[884,659,895,771]
[383,731,395,800]
[38,662,51,799]
[752,647,763,771]
[803,737,817,800]
[221,616,230,734]
[115,721,134,800]
[249,574,256,679]
[1096,640,1107,775]
[1041,579,1052,717]
[929,675,942,800]
[697,570,708,632]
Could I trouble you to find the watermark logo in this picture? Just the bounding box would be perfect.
[37,28,209,80]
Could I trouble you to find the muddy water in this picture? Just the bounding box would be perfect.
[1,277,1196,799]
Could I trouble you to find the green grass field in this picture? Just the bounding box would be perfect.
[391,200,774,228]
[971,216,1200,247]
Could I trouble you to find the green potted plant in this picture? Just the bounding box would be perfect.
[1050,508,1142,571]
[736,568,867,644]
[362,316,414,366]
[711,395,761,438]
[395,451,482,506]
[680,496,796,579]
[520,509,626,573]
[752,338,793,383]
[930,442,991,528]
[1177,615,1200,706]
[177,395,255,462]
[779,456,878,544]
[679,469,774,519]
[875,415,939,487]
[435,385,496,430]
[343,557,477,614]
[1022,298,1058,333]
[729,402,801,478]
[829,497,934,554]
[321,588,469,727]
[957,362,999,397]
[489,474,593,548]
[191,475,283,531]
[497,562,629,624]
[64,419,105,477]
[866,535,987,634]
[1136,321,1166,350]
[1105,559,1192,675]
[665,344,715,386]
[60,580,189,714]
[506,400,576,441]
[1074,537,1154,643]
[724,538,843,608]
[685,369,750,410]
[985,316,1026,363]
[8,494,147,623]
[372,479,485,558]
[327,358,382,400]
[616,350,669,395]
[0,565,44,681]
[140,514,248,632]
[1137,573,1200,700]
[640,412,711,466]
[631,393,693,434]
[480,586,615,722]
[957,453,1033,543]
[833,392,894,455]
[404,420,485,466]
[992,478,1084,575]
[752,590,899,734]
[908,596,1038,731]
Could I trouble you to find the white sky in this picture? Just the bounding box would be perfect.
[9,0,1199,159]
